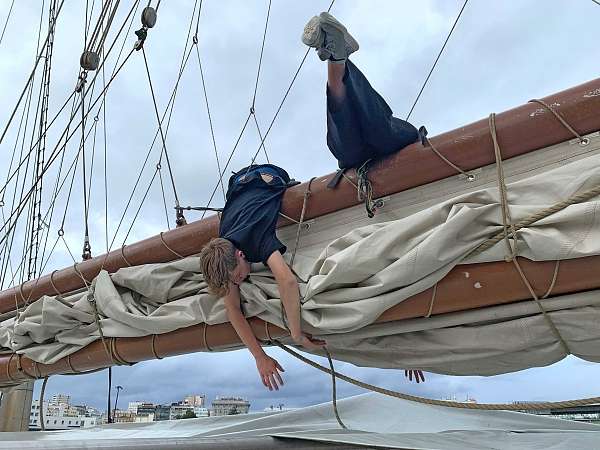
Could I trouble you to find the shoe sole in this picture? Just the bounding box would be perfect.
[319,12,359,54]
[302,16,322,47]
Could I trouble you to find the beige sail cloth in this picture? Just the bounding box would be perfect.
[1,151,600,375]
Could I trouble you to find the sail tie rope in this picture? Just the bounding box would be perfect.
[202,322,214,352]
[120,244,132,267]
[488,112,571,355]
[150,334,163,360]
[159,231,183,259]
[425,283,438,318]
[529,99,589,145]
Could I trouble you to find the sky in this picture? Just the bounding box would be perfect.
[0,0,600,413]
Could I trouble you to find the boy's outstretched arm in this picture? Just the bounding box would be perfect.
[224,285,285,391]
[266,251,325,350]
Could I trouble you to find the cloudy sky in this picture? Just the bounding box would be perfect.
[1,0,600,413]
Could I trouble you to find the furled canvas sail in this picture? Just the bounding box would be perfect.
[2,136,600,383]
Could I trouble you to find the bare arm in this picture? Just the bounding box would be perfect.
[223,285,264,358]
[223,284,285,390]
[266,251,325,350]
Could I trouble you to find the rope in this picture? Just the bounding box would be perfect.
[88,287,116,366]
[202,322,213,352]
[471,183,600,256]
[355,160,385,218]
[324,347,348,429]
[487,113,571,354]
[423,136,474,180]
[66,354,82,374]
[39,376,48,431]
[141,47,181,208]
[273,341,600,411]
[49,270,61,296]
[529,99,588,145]
[120,244,132,266]
[150,334,163,360]
[5,353,15,382]
[109,337,134,366]
[542,260,560,299]
[0,0,15,49]
[290,178,315,267]
[159,231,183,258]
[425,283,437,318]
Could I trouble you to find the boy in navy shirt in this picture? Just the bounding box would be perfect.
[201,13,423,391]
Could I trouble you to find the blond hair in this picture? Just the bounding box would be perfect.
[200,238,237,297]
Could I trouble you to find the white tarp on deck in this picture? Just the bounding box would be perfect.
[1,140,600,375]
[1,394,599,449]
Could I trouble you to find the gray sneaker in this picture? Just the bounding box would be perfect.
[301,12,359,63]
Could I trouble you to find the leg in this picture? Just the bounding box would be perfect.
[343,60,419,158]
[327,61,346,103]
[326,61,366,169]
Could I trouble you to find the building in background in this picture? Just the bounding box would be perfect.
[517,402,600,424]
[211,397,250,416]
[183,395,205,407]
[29,397,98,431]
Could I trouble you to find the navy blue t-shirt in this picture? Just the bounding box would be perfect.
[219,164,290,263]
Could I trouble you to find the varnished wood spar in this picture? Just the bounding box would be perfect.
[2,78,600,314]
[2,255,600,386]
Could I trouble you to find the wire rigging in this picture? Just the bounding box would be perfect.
[405,0,469,121]
[102,0,201,255]
[0,0,15,49]
[192,2,226,201]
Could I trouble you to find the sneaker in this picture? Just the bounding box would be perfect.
[301,15,324,48]
[302,12,359,63]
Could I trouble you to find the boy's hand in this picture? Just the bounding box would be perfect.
[293,332,326,350]
[256,354,285,391]
[404,369,425,383]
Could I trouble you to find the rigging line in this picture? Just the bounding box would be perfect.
[193,0,203,37]
[102,44,198,261]
[57,104,105,236]
[200,111,252,220]
[29,0,59,279]
[194,45,225,200]
[94,1,121,58]
[252,111,270,164]
[405,0,469,121]
[0,90,77,199]
[37,96,79,270]
[0,0,65,150]
[592,0,600,6]
[251,0,272,108]
[0,0,140,198]
[85,93,102,225]
[0,48,136,246]
[247,48,309,167]
[157,166,170,230]
[86,0,110,52]
[80,85,92,247]
[102,57,109,253]
[245,0,336,168]
[141,47,181,207]
[85,0,90,50]
[1,65,41,287]
[0,0,15,49]
[121,166,159,244]
[103,42,199,252]
[0,81,37,288]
